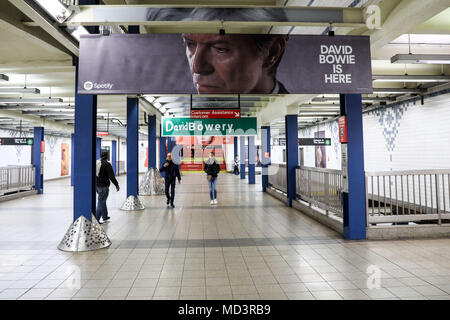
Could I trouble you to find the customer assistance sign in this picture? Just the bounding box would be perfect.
[162,117,257,136]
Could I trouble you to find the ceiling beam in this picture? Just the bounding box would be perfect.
[8,0,79,56]
[0,1,73,56]
[365,0,450,53]
[66,5,366,30]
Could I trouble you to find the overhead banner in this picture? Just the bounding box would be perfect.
[161,117,257,136]
[78,34,372,95]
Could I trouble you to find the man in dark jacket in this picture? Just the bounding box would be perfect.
[95,151,120,224]
[160,153,181,208]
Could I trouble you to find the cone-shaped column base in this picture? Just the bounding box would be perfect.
[120,195,145,211]
[139,168,165,196]
[58,215,111,252]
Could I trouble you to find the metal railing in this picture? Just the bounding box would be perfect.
[366,170,450,225]
[0,165,35,196]
[268,165,450,228]
[296,166,343,217]
[268,164,287,193]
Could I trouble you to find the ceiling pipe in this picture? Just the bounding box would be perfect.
[0,109,73,133]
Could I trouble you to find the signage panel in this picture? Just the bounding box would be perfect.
[0,137,34,146]
[273,138,286,146]
[190,109,241,119]
[338,116,348,143]
[298,138,331,146]
[162,117,257,136]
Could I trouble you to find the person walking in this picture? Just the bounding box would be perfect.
[204,152,221,205]
[233,155,240,175]
[95,151,120,224]
[160,152,181,208]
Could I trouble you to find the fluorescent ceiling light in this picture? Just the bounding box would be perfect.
[312,97,392,102]
[298,116,333,119]
[373,75,450,82]
[0,104,72,109]
[0,88,40,94]
[300,104,340,108]
[35,0,72,23]
[153,102,162,108]
[0,98,63,104]
[299,112,338,116]
[391,54,450,64]
[0,74,8,82]
[372,88,422,94]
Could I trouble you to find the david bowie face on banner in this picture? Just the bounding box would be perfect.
[147,8,290,94]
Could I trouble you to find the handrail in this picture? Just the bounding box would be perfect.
[296,166,343,218]
[366,169,450,176]
[0,165,35,196]
[298,165,342,175]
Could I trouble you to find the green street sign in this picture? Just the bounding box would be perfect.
[162,117,257,136]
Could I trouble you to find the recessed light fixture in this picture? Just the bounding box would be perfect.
[373,75,450,82]
[0,98,63,104]
[391,54,450,64]
[0,88,40,94]
[372,88,422,94]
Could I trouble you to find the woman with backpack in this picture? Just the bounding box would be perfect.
[204,152,221,205]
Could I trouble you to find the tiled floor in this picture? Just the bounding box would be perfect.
[1,173,450,300]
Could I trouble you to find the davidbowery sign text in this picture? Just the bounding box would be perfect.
[162,117,257,136]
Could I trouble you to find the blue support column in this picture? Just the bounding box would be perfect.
[239,136,246,179]
[159,137,167,170]
[168,137,176,155]
[340,94,366,240]
[285,115,298,207]
[126,97,139,198]
[261,126,271,192]
[148,115,156,168]
[70,133,74,186]
[96,137,101,159]
[112,140,117,175]
[32,127,44,194]
[248,136,255,184]
[73,64,97,221]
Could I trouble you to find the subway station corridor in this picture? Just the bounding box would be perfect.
[1,174,450,300]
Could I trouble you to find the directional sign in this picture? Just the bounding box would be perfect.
[162,117,257,136]
[298,138,331,146]
[0,137,34,146]
[190,109,241,119]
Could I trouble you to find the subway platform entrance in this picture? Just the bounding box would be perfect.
[1,174,450,300]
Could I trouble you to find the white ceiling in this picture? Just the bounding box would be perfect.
[0,0,448,137]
